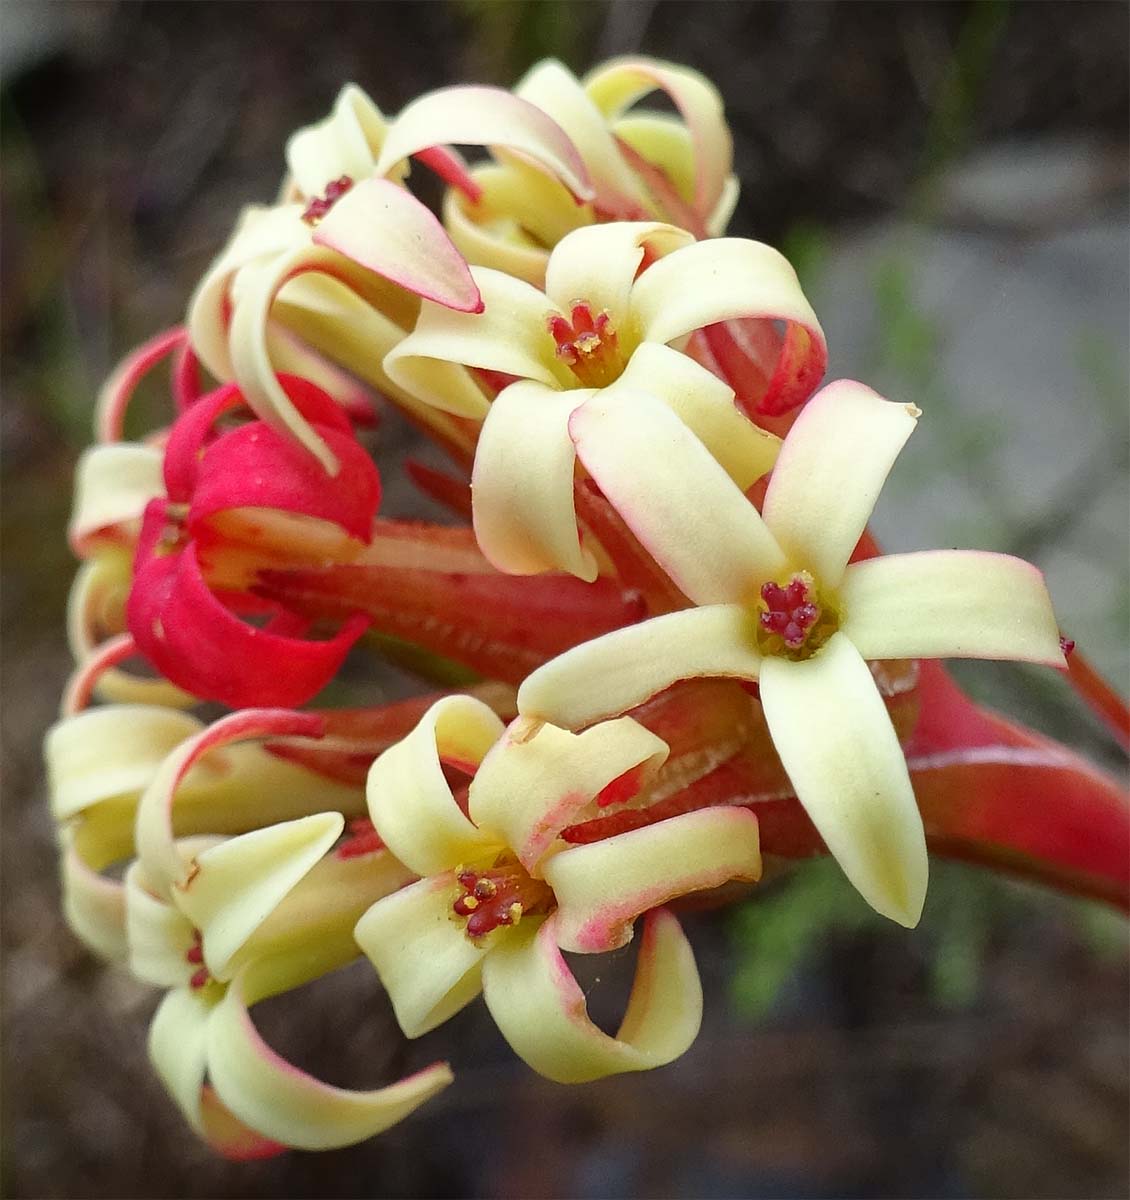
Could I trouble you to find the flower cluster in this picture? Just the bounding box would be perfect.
[48,55,1127,1157]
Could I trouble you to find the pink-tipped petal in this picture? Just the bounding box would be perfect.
[314,178,481,312]
[571,388,785,605]
[762,380,919,587]
[95,326,188,443]
[517,605,761,731]
[285,83,390,197]
[481,908,702,1083]
[545,807,761,952]
[69,444,165,555]
[468,717,669,873]
[841,550,1067,667]
[376,85,593,202]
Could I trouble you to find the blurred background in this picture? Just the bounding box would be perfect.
[2,2,1127,1196]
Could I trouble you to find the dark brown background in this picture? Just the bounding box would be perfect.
[2,3,1128,1197]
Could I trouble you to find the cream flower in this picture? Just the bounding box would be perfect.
[439,57,739,285]
[517,382,1067,927]
[354,696,761,1082]
[386,221,822,579]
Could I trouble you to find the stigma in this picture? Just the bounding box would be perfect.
[547,301,623,388]
[452,854,554,939]
[302,175,354,225]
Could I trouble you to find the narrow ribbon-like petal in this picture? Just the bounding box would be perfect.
[629,237,822,356]
[471,382,596,580]
[354,873,497,1038]
[149,985,222,1136]
[313,178,482,312]
[759,632,929,927]
[481,908,702,1083]
[69,444,164,555]
[545,807,761,952]
[366,695,504,876]
[375,85,593,202]
[468,717,668,873]
[614,343,780,490]
[517,605,762,730]
[61,839,129,961]
[762,381,919,587]
[571,388,786,604]
[841,551,1067,667]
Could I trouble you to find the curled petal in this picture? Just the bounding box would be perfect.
[285,83,390,196]
[134,708,327,896]
[471,382,596,580]
[61,838,128,961]
[614,343,780,490]
[629,237,822,355]
[161,383,246,502]
[545,807,762,952]
[585,57,731,219]
[517,605,761,730]
[46,704,204,823]
[571,387,786,604]
[385,267,571,409]
[514,59,646,218]
[128,542,369,709]
[376,85,592,202]
[366,695,505,877]
[759,632,928,927]
[840,551,1067,668]
[762,380,918,587]
[313,177,481,312]
[544,222,692,329]
[149,985,223,1137]
[207,959,453,1150]
[177,813,345,978]
[469,717,668,873]
[481,908,702,1083]
[95,326,188,443]
[354,874,496,1038]
[69,444,164,555]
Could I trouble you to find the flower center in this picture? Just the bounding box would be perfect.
[452,852,554,939]
[186,928,210,989]
[302,175,354,225]
[547,301,624,388]
[756,572,838,659]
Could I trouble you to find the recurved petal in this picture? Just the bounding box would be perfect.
[758,632,928,927]
[545,807,761,951]
[354,873,496,1038]
[69,444,164,555]
[840,550,1067,668]
[285,83,390,197]
[570,387,786,605]
[471,382,597,581]
[149,985,221,1136]
[313,178,481,312]
[61,839,129,962]
[375,85,592,201]
[544,222,692,329]
[629,237,820,349]
[762,380,919,588]
[615,343,780,489]
[517,605,762,730]
[206,960,453,1150]
[481,908,702,1083]
[125,848,214,987]
[176,813,345,978]
[366,695,504,877]
[468,717,669,873]
[384,267,572,409]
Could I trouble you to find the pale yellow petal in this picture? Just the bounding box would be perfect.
[61,839,128,962]
[148,985,219,1135]
[615,343,780,489]
[471,382,597,580]
[481,908,702,1083]
[758,632,928,927]
[69,444,163,552]
[545,807,761,951]
[763,380,919,587]
[840,551,1067,667]
[517,605,761,730]
[366,695,505,877]
[468,717,669,873]
[285,83,390,197]
[354,873,497,1038]
[571,387,786,604]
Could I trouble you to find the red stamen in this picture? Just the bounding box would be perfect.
[547,300,623,387]
[189,967,210,990]
[1059,635,1076,658]
[758,574,825,652]
[452,856,553,938]
[302,175,355,225]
